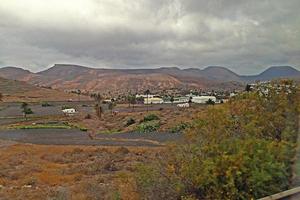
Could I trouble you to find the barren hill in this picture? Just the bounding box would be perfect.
[0,77,87,102]
[1,64,299,94]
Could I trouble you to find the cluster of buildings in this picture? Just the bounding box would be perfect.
[136,94,222,105]
[246,81,295,96]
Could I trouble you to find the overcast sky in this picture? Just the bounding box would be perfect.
[0,0,299,75]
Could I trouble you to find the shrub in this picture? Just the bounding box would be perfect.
[170,122,190,133]
[135,81,299,199]
[41,102,52,107]
[143,114,159,122]
[137,121,160,133]
[24,108,33,114]
[61,105,72,110]
[126,118,135,126]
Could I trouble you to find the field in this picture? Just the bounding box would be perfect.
[0,143,161,199]
[0,100,205,199]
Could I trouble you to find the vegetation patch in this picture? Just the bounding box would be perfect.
[15,124,71,130]
[170,122,191,133]
[41,102,52,107]
[135,80,299,199]
[142,114,159,122]
[137,121,160,133]
[125,118,136,127]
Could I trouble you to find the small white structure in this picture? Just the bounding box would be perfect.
[192,96,216,104]
[177,103,190,108]
[62,108,76,115]
[173,97,189,104]
[136,94,154,99]
[144,97,163,104]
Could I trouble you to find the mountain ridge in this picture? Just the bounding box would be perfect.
[0,64,299,93]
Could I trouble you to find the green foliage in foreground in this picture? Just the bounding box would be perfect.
[125,118,136,126]
[137,121,160,133]
[170,122,191,133]
[136,80,299,200]
[142,114,159,122]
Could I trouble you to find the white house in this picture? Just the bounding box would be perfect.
[191,96,216,104]
[177,103,190,108]
[173,97,190,103]
[62,108,76,115]
[144,97,164,104]
[136,94,155,99]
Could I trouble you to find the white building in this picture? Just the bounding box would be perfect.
[144,97,164,104]
[191,96,216,104]
[177,103,190,108]
[136,94,155,99]
[62,108,76,115]
[173,97,189,103]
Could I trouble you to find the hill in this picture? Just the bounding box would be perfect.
[0,77,87,102]
[1,64,299,94]
[243,66,300,81]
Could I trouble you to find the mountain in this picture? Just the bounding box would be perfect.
[0,77,87,102]
[243,66,300,81]
[0,64,299,94]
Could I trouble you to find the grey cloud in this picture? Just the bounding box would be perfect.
[0,0,299,74]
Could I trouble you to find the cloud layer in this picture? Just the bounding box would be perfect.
[0,0,299,74]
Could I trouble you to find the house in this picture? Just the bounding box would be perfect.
[173,97,190,103]
[144,97,164,104]
[62,108,76,115]
[191,96,216,104]
[136,94,155,99]
[177,103,190,108]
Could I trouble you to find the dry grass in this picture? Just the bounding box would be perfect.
[0,143,162,199]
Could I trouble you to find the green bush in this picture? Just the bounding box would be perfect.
[23,108,33,115]
[126,118,136,126]
[143,114,159,122]
[137,121,160,133]
[135,81,299,199]
[170,122,190,133]
[41,102,52,107]
[61,105,72,110]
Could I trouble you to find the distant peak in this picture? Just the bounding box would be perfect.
[203,66,229,70]
[1,66,31,73]
[265,65,296,70]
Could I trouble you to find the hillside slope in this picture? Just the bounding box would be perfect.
[1,64,299,93]
[0,77,87,102]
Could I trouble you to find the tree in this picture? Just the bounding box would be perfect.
[94,104,103,119]
[188,96,193,104]
[21,102,33,119]
[77,89,81,102]
[128,95,136,111]
[245,84,252,92]
[170,96,174,105]
[145,89,150,112]
[93,93,103,119]
[206,98,215,105]
[108,100,116,114]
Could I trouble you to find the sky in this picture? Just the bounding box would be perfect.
[0,0,299,75]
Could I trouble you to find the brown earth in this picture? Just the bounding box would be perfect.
[0,65,245,95]
[0,77,90,102]
[0,143,162,199]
